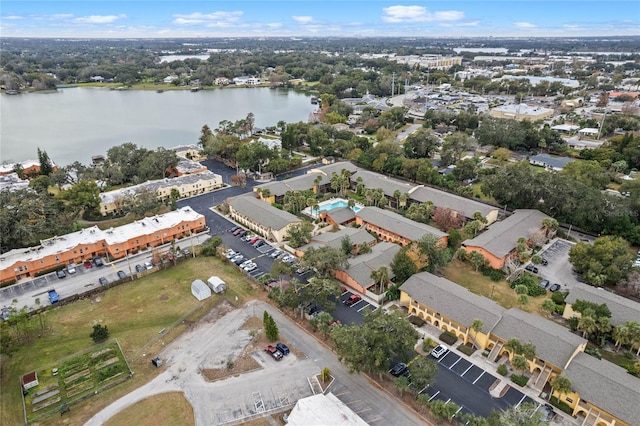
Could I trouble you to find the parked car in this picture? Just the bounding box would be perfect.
[264,345,283,361]
[117,270,127,280]
[389,362,408,377]
[56,269,66,279]
[93,257,104,267]
[135,264,145,273]
[254,240,267,248]
[1,307,12,322]
[67,265,77,274]
[230,226,240,233]
[249,236,261,245]
[144,261,154,270]
[431,344,448,359]
[237,230,248,238]
[182,248,191,257]
[98,277,108,286]
[83,260,93,269]
[225,250,237,259]
[243,262,257,272]
[540,258,549,266]
[344,294,362,306]
[252,239,264,247]
[539,280,550,289]
[549,283,561,292]
[275,342,290,355]
[525,264,539,273]
[233,256,246,265]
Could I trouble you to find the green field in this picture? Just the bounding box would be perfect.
[0,256,260,426]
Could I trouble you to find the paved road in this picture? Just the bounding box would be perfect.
[396,123,422,142]
[85,300,427,426]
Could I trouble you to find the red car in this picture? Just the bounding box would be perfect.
[264,345,283,361]
[344,294,362,306]
[83,260,93,269]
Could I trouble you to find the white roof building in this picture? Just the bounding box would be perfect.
[191,279,212,301]
[287,393,368,426]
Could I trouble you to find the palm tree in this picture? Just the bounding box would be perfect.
[399,192,409,209]
[393,190,401,209]
[541,299,556,318]
[511,355,528,375]
[578,315,597,338]
[504,338,522,358]
[370,266,390,294]
[627,321,640,355]
[550,375,572,402]
[313,175,322,194]
[470,319,483,349]
[613,324,630,352]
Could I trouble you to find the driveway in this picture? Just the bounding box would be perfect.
[536,239,580,291]
[85,300,427,426]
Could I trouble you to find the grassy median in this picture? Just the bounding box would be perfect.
[0,256,259,426]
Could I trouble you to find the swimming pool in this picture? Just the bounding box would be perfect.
[303,198,362,218]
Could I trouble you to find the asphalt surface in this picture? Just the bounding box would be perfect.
[422,348,536,419]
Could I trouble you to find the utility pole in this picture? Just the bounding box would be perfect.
[391,72,396,97]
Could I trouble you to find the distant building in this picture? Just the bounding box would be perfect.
[233,76,261,85]
[529,153,575,171]
[489,104,554,121]
[0,173,30,192]
[0,160,58,177]
[355,206,447,247]
[0,207,206,284]
[227,195,301,242]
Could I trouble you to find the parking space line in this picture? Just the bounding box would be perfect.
[334,391,351,397]
[448,357,461,369]
[341,290,349,296]
[346,399,362,405]
[367,417,384,423]
[357,304,370,313]
[472,371,485,384]
[428,391,440,401]
[461,364,473,376]
[515,394,527,408]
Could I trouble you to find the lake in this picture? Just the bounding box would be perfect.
[1,87,315,166]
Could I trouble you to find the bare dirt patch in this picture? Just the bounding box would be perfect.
[159,294,169,301]
[103,391,194,426]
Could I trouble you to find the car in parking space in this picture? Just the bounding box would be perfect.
[549,283,561,292]
[539,280,550,289]
[117,270,127,280]
[144,261,154,270]
[225,250,237,259]
[93,257,104,267]
[389,362,408,377]
[56,269,67,279]
[275,342,290,355]
[249,236,261,245]
[233,256,246,265]
[269,250,282,258]
[1,307,12,322]
[264,345,283,361]
[230,226,240,233]
[243,263,257,272]
[135,264,145,273]
[182,248,191,257]
[525,264,539,273]
[239,260,252,268]
[344,294,362,306]
[67,265,77,274]
[99,277,108,286]
[83,260,93,269]
[540,258,549,266]
[252,239,264,247]
[237,230,248,238]
[431,344,448,359]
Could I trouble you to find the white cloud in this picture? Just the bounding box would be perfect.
[75,15,126,24]
[266,23,283,29]
[382,5,464,23]
[3,15,25,20]
[292,16,313,23]
[173,11,243,25]
[513,21,536,28]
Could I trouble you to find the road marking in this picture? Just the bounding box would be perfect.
[515,394,527,408]
[407,354,421,367]
[357,304,370,312]
[346,399,362,405]
[341,290,349,296]
[448,357,461,369]
[472,371,485,384]
[334,391,351,397]
[355,408,372,414]
[461,364,473,376]
[367,417,384,423]
[428,391,440,401]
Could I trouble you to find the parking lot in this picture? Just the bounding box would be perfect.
[421,348,536,419]
[536,239,581,291]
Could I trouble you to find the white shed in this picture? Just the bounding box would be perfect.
[191,279,212,301]
[207,276,227,294]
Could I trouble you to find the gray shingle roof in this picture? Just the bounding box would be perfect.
[462,209,550,259]
[254,162,360,197]
[564,352,640,424]
[401,272,505,330]
[229,196,301,231]
[340,242,401,288]
[298,228,375,253]
[565,286,640,327]
[351,169,416,198]
[409,186,497,219]
[356,207,447,241]
[529,153,575,170]
[491,308,586,369]
[322,207,356,224]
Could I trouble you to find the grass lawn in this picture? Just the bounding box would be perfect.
[470,183,496,204]
[0,256,260,426]
[442,260,547,314]
[103,392,194,426]
[598,346,637,373]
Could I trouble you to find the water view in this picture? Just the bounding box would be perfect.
[1,87,315,166]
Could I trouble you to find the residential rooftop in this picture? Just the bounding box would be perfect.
[228,195,300,231]
[408,185,498,219]
[565,286,640,327]
[298,228,375,253]
[356,206,447,241]
[339,242,401,289]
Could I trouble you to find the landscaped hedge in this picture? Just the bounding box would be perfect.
[408,315,426,327]
[35,264,66,277]
[550,396,573,415]
[481,267,506,282]
[497,364,508,376]
[510,374,529,386]
[439,331,458,345]
[457,344,476,356]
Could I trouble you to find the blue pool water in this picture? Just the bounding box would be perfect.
[322,200,362,212]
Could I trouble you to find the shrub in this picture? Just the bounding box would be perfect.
[550,396,573,415]
[481,267,506,282]
[423,337,436,352]
[439,331,458,345]
[584,347,602,359]
[510,374,529,386]
[457,344,476,356]
[551,291,567,304]
[90,324,109,343]
[554,305,565,315]
[408,315,426,327]
[510,274,546,296]
[497,364,508,376]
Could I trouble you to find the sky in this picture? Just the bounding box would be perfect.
[1,1,638,39]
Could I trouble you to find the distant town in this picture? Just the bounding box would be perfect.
[1,36,639,426]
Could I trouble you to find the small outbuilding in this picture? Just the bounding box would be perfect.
[207,276,227,294]
[21,372,39,391]
[191,279,212,301]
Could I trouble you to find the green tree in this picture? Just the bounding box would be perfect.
[469,251,489,272]
[550,375,572,402]
[511,354,528,375]
[441,132,475,166]
[37,147,54,176]
[403,127,440,158]
[541,299,556,318]
[61,181,101,215]
[263,311,279,341]
[429,399,460,422]
[90,324,109,343]
[370,266,390,294]
[200,236,222,256]
[577,314,597,338]
[340,235,353,256]
[560,160,611,189]
[408,356,438,392]
[497,402,548,426]
[310,311,333,337]
[390,249,417,284]
[285,221,313,248]
[417,234,451,273]
[301,246,349,278]
[569,236,634,286]
[330,309,418,376]
[29,175,51,194]
[393,375,410,397]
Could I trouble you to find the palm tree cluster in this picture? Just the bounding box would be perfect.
[612,321,640,355]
